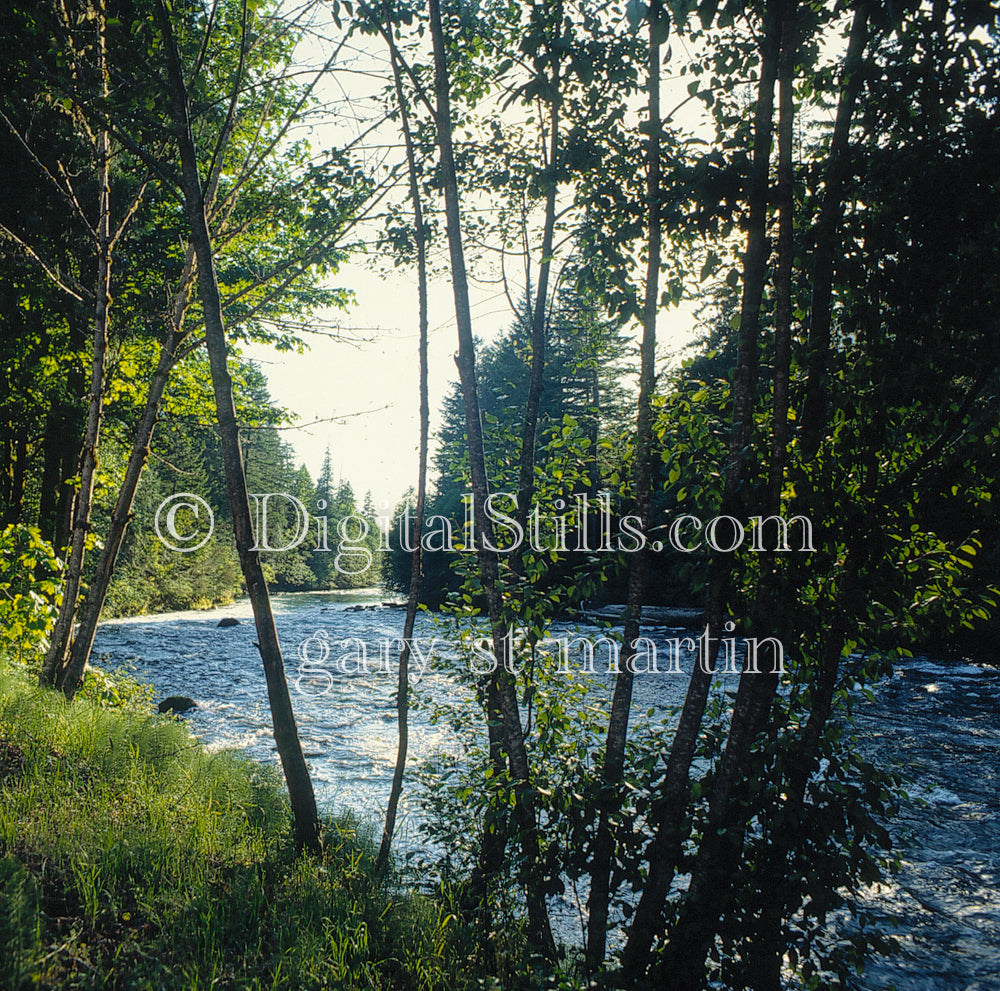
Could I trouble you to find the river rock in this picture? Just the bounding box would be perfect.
[217,617,240,628]
[158,696,197,714]
[577,604,706,627]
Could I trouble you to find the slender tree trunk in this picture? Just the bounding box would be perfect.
[739,16,872,978]
[652,8,797,987]
[55,400,80,555]
[741,556,858,990]
[584,0,664,969]
[513,78,559,546]
[427,0,554,956]
[798,6,869,461]
[49,357,87,558]
[58,326,188,697]
[619,3,783,979]
[157,0,320,852]
[376,29,429,875]
[57,67,272,694]
[498,22,561,918]
[9,436,26,523]
[40,17,112,690]
[0,434,11,523]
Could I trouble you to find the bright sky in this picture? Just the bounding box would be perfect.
[245,262,698,510]
[244,261,515,512]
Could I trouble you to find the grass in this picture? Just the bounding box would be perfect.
[0,659,460,991]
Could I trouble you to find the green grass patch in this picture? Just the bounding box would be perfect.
[0,660,458,990]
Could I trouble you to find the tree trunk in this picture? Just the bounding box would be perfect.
[652,7,797,987]
[9,435,26,524]
[58,60,290,694]
[513,78,559,548]
[427,0,554,956]
[157,0,320,852]
[38,397,78,550]
[40,16,112,691]
[798,6,870,461]
[741,556,859,990]
[376,25,429,875]
[53,361,85,557]
[585,0,664,969]
[499,18,561,920]
[741,14,872,979]
[619,2,783,979]
[58,326,188,698]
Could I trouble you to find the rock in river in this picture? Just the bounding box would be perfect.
[217,617,240,628]
[158,696,197,714]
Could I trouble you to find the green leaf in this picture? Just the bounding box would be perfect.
[651,10,671,46]
[625,0,648,33]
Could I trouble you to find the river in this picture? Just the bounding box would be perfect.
[92,592,1000,990]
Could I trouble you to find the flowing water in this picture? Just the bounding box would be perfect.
[92,592,1000,989]
[847,657,1000,990]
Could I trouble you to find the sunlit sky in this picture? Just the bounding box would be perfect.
[244,260,521,512]
[245,260,699,510]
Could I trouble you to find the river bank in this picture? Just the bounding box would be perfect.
[0,660,459,990]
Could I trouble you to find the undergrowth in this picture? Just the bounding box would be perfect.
[0,660,459,990]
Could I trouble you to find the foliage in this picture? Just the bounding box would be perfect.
[99,366,383,616]
[0,526,62,664]
[382,0,1000,982]
[3,0,1000,984]
[0,659,463,991]
[388,279,633,608]
[0,0,372,624]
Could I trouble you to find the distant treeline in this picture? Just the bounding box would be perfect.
[101,373,384,616]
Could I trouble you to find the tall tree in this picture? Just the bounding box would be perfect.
[152,0,320,850]
[376,14,430,871]
[0,0,149,688]
[426,0,555,954]
[585,0,666,966]
[620,0,785,974]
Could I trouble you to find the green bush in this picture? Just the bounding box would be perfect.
[0,525,61,665]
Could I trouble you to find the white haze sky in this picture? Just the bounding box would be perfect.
[245,263,698,512]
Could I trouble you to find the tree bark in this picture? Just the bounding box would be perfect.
[619,2,783,979]
[58,326,188,697]
[157,0,320,852]
[501,8,562,917]
[651,7,797,987]
[798,6,869,461]
[740,554,859,990]
[427,0,554,956]
[584,0,664,969]
[376,23,429,875]
[38,396,79,552]
[40,14,112,691]
[738,18,875,977]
